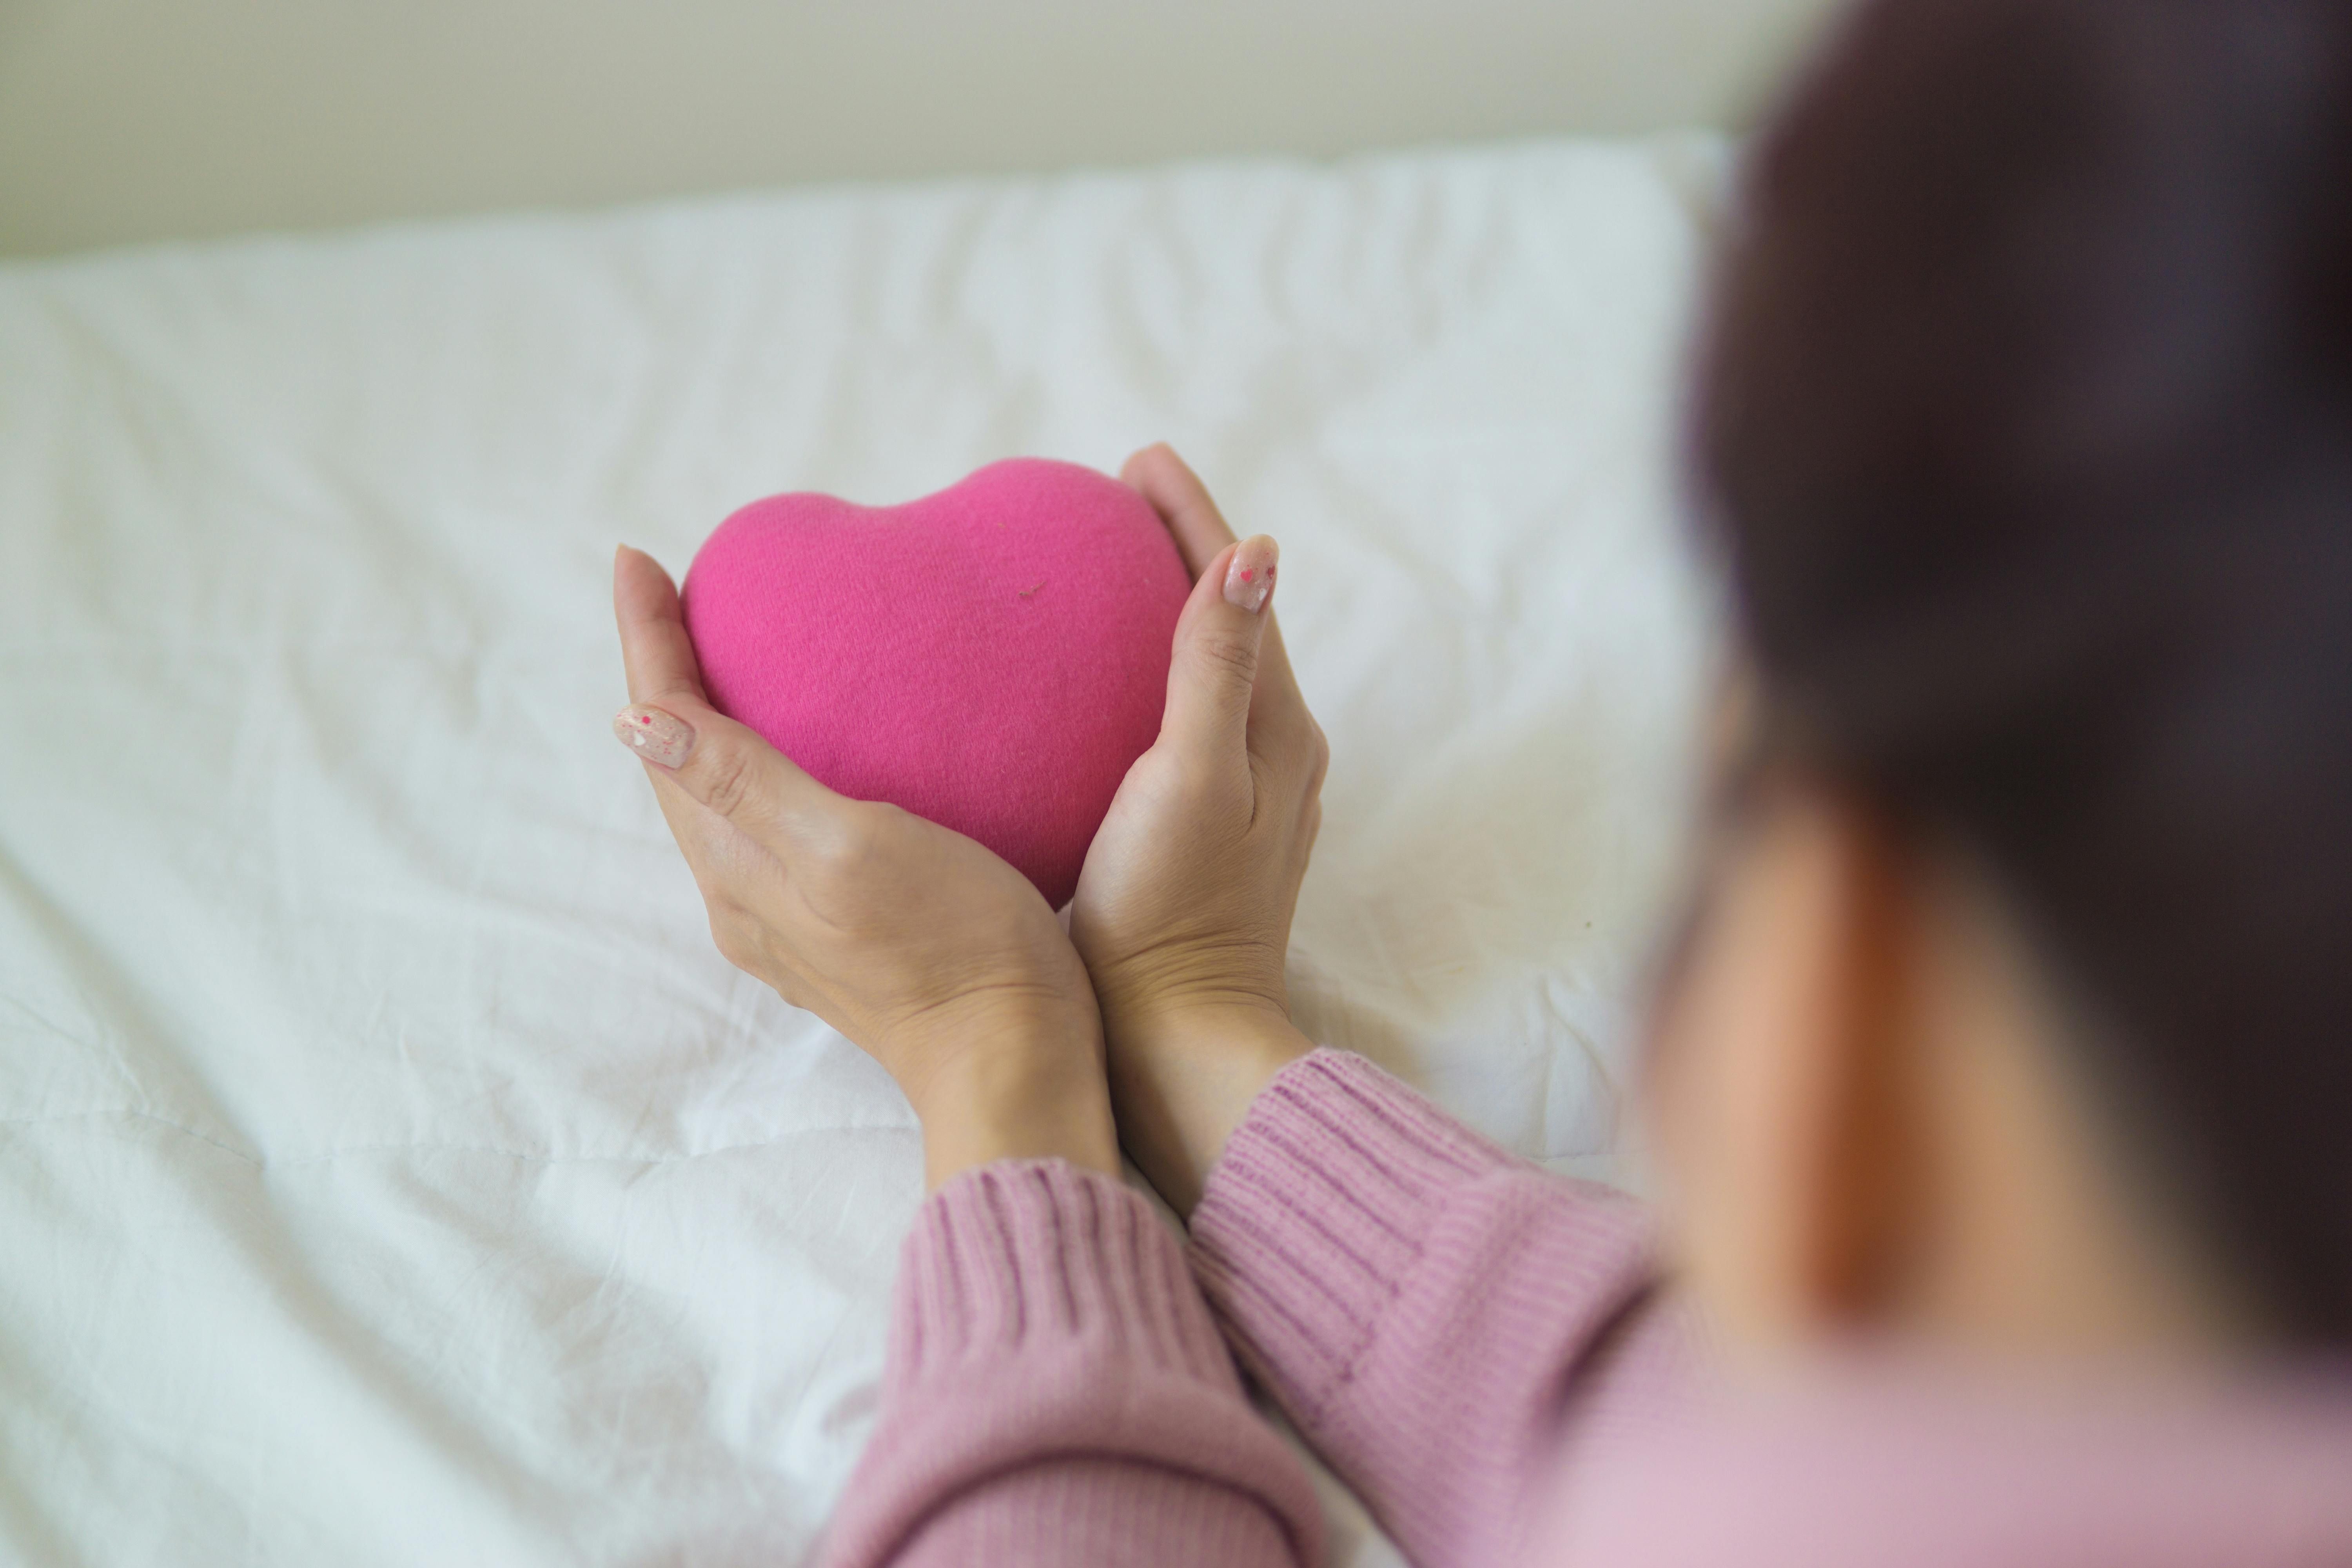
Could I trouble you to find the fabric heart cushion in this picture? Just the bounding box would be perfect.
[681,458,1190,908]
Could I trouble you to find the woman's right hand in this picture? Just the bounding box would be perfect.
[1069,445,1330,1213]
[611,546,1119,1192]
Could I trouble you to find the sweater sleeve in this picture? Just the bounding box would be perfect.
[1186,1048,1705,1568]
[818,1159,1325,1568]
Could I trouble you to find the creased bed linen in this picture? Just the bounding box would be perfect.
[0,138,1721,1566]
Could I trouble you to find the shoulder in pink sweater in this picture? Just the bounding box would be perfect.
[822,1049,2352,1567]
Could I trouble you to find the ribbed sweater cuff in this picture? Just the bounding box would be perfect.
[1187,1048,1541,1414]
[887,1159,1238,1392]
[822,1160,1324,1568]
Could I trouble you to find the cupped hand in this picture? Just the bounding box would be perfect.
[610,545,1117,1188]
[1070,446,1330,1212]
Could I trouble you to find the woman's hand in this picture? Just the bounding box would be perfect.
[1070,446,1329,1213]
[610,545,1117,1189]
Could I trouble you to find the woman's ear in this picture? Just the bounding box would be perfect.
[1648,777,1931,1348]
[1656,771,2258,1357]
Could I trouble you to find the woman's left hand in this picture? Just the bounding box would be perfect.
[609,545,1117,1189]
[1069,446,1328,1213]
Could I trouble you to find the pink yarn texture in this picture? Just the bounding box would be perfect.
[681,459,1190,908]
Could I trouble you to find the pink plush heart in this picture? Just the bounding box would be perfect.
[681,458,1190,908]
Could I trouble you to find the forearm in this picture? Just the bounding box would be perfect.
[1186,1049,1706,1568]
[887,1461,1299,1565]
[1098,1001,1310,1215]
[903,1016,1121,1190]
[821,1160,1323,1568]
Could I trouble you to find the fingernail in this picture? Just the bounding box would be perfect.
[1223,535,1279,613]
[612,704,693,768]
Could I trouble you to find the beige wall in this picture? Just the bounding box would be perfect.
[0,0,1839,258]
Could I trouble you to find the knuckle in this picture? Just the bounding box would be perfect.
[708,915,753,973]
[809,801,888,875]
[1188,632,1259,693]
[1173,756,1233,809]
[693,743,761,822]
[1274,721,1329,784]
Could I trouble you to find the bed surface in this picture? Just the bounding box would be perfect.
[0,139,1719,1564]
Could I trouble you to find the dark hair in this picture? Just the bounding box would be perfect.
[1697,0,2352,1340]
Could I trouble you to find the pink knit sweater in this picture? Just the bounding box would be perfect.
[821,1049,2352,1566]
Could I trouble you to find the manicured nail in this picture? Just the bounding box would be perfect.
[1223,535,1279,613]
[612,704,693,768]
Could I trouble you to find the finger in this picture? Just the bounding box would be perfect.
[1121,443,1236,578]
[610,544,850,853]
[1122,446,1320,757]
[612,545,741,846]
[614,544,712,707]
[1160,534,1279,757]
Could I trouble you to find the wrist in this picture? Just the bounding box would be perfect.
[1093,966,1285,1047]
[1108,997,1306,1067]
[1100,1001,1311,1217]
[902,1008,1120,1191]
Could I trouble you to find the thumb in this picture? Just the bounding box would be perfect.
[612,541,849,853]
[613,697,849,851]
[1161,535,1280,755]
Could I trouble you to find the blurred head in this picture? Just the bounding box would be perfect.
[1648,0,2352,1360]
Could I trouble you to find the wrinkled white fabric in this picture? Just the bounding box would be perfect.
[0,138,1720,1566]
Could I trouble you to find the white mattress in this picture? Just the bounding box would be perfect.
[0,139,1721,1565]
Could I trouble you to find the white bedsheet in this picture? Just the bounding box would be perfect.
[0,139,1720,1566]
